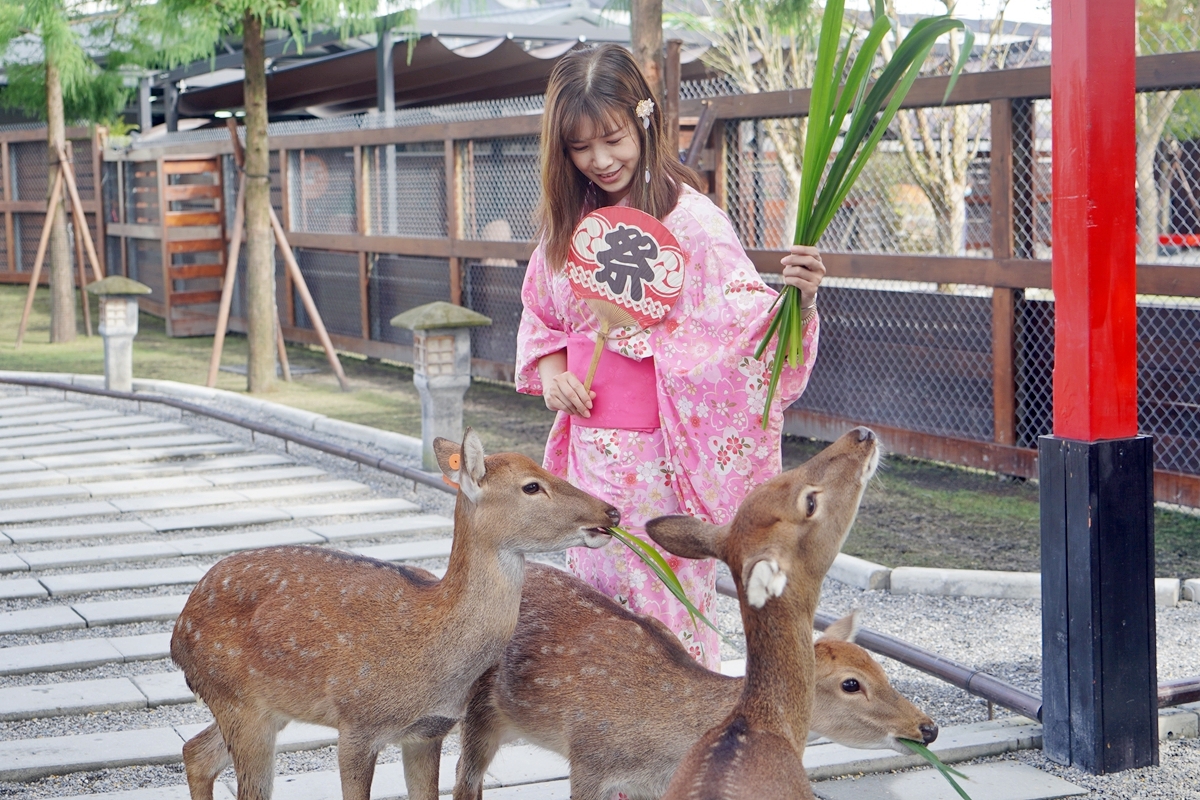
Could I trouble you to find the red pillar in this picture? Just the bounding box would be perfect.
[1040,0,1158,774]
[1051,0,1139,437]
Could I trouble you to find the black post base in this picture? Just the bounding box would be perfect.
[1039,435,1158,774]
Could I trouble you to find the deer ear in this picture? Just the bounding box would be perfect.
[820,611,861,643]
[433,437,461,476]
[644,515,730,561]
[743,555,788,608]
[457,428,487,503]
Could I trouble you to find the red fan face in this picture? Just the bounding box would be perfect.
[566,207,685,330]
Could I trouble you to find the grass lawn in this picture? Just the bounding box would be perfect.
[4,284,1200,578]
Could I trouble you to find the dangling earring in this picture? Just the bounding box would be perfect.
[636,99,655,185]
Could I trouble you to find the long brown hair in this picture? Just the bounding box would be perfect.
[537,44,702,270]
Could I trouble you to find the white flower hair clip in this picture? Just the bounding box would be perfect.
[635,98,655,129]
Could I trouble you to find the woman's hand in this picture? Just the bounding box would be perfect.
[538,351,595,418]
[781,245,825,309]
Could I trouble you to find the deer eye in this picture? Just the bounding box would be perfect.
[522,482,541,495]
[841,678,860,693]
[805,492,818,517]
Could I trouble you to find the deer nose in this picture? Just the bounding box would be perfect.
[853,427,875,443]
[606,507,621,526]
[919,722,938,744]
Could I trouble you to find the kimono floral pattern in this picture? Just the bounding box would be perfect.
[516,184,819,670]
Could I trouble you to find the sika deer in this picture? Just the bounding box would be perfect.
[452,564,935,800]
[170,430,619,800]
[646,426,880,800]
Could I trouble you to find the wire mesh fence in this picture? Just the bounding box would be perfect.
[368,255,453,347]
[364,143,446,238]
[288,149,357,235]
[460,137,541,242]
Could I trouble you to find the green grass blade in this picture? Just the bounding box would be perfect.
[607,526,722,637]
[754,294,788,360]
[898,739,974,800]
[789,289,804,367]
[943,26,975,103]
[760,291,793,428]
[795,0,846,238]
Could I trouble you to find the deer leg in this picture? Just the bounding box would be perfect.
[454,681,505,800]
[182,722,230,800]
[567,759,615,800]
[336,729,381,800]
[401,737,443,800]
[222,713,283,800]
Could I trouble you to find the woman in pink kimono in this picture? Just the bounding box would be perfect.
[516,45,825,670]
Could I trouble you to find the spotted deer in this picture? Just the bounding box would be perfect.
[452,563,935,800]
[170,430,619,800]
[647,426,881,800]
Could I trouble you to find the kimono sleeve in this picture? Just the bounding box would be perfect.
[515,245,571,396]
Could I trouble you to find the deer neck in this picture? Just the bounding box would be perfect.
[737,590,817,756]
[440,502,528,627]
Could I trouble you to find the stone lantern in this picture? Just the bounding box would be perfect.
[390,301,492,471]
[86,276,152,392]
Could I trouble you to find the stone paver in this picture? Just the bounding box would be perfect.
[40,566,209,597]
[0,460,46,474]
[0,727,185,781]
[0,638,128,676]
[0,483,92,503]
[60,415,160,431]
[0,469,71,489]
[59,786,236,800]
[18,540,183,570]
[5,433,229,459]
[310,514,453,541]
[80,474,215,498]
[173,527,325,556]
[0,579,48,600]
[0,409,118,429]
[57,453,292,482]
[353,539,453,562]
[0,424,69,440]
[803,718,1042,780]
[0,553,29,572]
[0,396,39,409]
[131,672,194,707]
[812,762,1087,800]
[2,519,155,544]
[0,421,189,448]
[0,606,86,635]
[204,465,326,485]
[288,498,420,518]
[110,489,247,513]
[0,677,147,722]
[109,632,172,661]
[0,501,119,525]
[147,507,293,532]
[72,595,189,627]
[236,480,370,501]
[0,402,83,419]
[32,441,248,469]
[174,721,339,752]
[485,743,572,787]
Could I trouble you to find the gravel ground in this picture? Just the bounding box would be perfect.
[1,383,1198,799]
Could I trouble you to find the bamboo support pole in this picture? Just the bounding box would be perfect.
[14,169,65,348]
[269,206,348,390]
[56,145,102,282]
[72,197,92,336]
[206,171,247,387]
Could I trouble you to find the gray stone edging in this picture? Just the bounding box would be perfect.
[0,370,422,459]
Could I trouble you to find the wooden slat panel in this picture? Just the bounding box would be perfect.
[168,238,225,254]
[164,184,221,201]
[169,289,223,306]
[107,223,161,239]
[166,211,222,227]
[169,263,225,280]
[163,159,219,175]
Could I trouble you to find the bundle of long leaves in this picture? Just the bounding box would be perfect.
[755,0,973,426]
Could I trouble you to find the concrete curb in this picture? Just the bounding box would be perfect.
[0,370,422,459]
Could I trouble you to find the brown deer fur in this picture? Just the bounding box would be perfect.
[170,430,619,800]
[452,563,935,800]
[646,427,881,800]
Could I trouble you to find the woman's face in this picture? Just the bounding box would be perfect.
[566,114,641,205]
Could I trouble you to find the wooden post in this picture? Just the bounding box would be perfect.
[205,170,246,387]
[72,189,92,337]
[990,98,1017,447]
[665,39,682,155]
[56,145,103,282]
[269,206,349,390]
[14,169,65,348]
[446,138,462,306]
[2,141,13,275]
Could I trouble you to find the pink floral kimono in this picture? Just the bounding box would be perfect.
[515,185,819,669]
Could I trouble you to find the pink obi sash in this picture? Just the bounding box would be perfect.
[566,333,660,431]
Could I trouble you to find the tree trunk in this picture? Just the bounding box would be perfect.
[45,58,75,342]
[242,11,276,393]
[631,0,664,102]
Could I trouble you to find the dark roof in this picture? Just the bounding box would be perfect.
[178,35,716,118]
